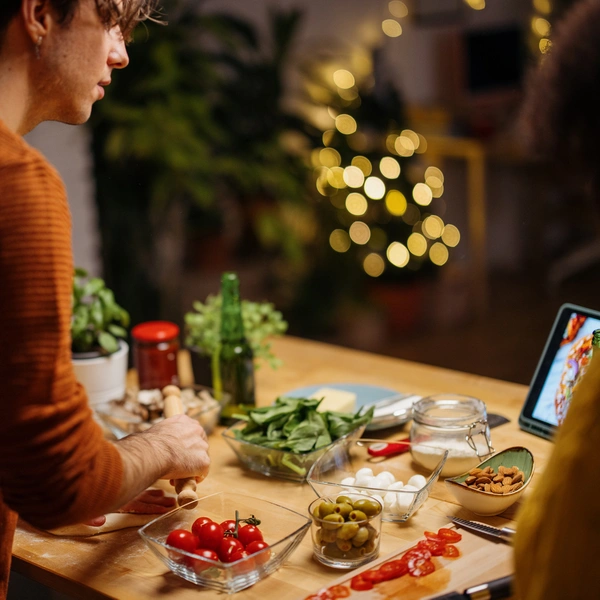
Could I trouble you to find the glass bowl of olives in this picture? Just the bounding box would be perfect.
[308,495,382,569]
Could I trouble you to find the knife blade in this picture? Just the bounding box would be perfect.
[448,515,516,544]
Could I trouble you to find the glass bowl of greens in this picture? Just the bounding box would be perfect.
[221,397,373,482]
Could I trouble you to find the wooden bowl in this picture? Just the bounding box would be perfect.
[445,446,535,516]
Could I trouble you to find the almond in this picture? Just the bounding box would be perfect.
[502,477,513,486]
[512,471,524,484]
[511,481,524,492]
[469,468,483,476]
[490,483,503,493]
[476,476,492,485]
[501,485,513,494]
[465,476,477,485]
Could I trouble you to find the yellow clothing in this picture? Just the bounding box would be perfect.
[514,356,600,598]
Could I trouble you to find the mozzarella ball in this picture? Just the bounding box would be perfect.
[407,474,427,490]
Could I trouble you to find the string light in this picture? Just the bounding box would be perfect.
[387,242,410,268]
[329,229,351,252]
[349,221,371,245]
[412,183,433,206]
[423,215,444,239]
[333,69,355,89]
[363,253,385,277]
[388,1,408,18]
[352,156,372,176]
[380,156,401,179]
[430,242,449,266]
[346,192,368,216]
[385,189,407,216]
[364,176,386,200]
[407,233,427,257]
[382,19,402,37]
[343,166,365,188]
[327,166,347,188]
[441,224,461,247]
[319,147,341,167]
[335,114,358,135]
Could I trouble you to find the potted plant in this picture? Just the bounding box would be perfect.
[184,293,288,388]
[71,267,131,405]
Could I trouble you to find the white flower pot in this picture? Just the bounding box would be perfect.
[72,340,129,406]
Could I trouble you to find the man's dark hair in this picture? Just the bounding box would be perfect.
[0,0,160,45]
[521,0,600,178]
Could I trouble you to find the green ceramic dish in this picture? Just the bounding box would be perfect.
[445,446,535,516]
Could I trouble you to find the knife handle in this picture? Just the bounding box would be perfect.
[465,574,513,599]
[367,439,411,458]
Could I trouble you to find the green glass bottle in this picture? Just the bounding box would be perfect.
[217,272,256,423]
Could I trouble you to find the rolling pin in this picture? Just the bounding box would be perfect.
[162,386,198,508]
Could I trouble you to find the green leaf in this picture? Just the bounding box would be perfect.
[83,277,105,297]
[108,324,128,338]
[98,332,119,354]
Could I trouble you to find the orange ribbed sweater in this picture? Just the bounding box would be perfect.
[0,119,123,598]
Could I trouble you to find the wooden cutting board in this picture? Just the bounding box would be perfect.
[304,526,513,600]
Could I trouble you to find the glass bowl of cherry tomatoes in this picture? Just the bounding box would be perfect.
[138,491,311,593]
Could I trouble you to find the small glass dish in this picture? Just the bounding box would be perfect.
[95,384,225,438]
[308,495,382,569]
[307,439,447,523]
[138,491,311,593]
[222,422,367,482]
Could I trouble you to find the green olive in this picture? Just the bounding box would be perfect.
[336,522,359,540]
[336,495,353,505]
[318,501,336,518]
[322,544,344,559]
[335,538,353,552]
[366,523,378,540]
[320,527,338,543]
[352,498,381,516]
[333,502,353,518]
[363,539,376,554]
[351,526,369,547]
[322,513,344,530]
[348,509,367,522]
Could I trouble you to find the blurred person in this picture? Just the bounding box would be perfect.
[0,1,210,597]
[514,1,600,597]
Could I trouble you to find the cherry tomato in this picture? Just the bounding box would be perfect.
[328,585,350,598]
[196,521,224,551]
[237,524,264,547]
[218,537,245,562]
[378,559,408,580]
[443,544,460,558]
[350,575,373,591]
[191,516,213,539]
[407,556,435,577]
[403,546,431,562]
[220,519,237,534]
[437,528,462,543]
[166,529,197,554]
[186,548,218,574]
[418,539,445,557]
[245,540,270,565]
[361,569,386,584]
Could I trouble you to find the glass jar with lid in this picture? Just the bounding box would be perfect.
[131,321,180,390]
[409,394,493,477]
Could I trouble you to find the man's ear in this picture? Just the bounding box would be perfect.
[20,0,53,44]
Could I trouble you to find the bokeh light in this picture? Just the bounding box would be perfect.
[327,166,347,188]
[380,156,401,179]
[385,189,407,216]
[539,38,552,54]
[363,253,385,277]
[465,0,486,9]
[319,147,341,168]
[329,229,351,253]
[333,69,355,89]
[386,134,398,154]
[395,135,415,157]
[352,155,373,176]
[423,215,444,239]
[387,242,410,268]
[382,19,402,37]
[343,165,366,188]
[407,232,427,257]
[346,192,368,216]
[364,176,386,200]
[532,17,551,37]
[416,133,428,154]
[534,0,551,14]
[413,182,433,206]
[322,130,335,146]
[389,0,408,18]
[441,224,461,247]
[349,221,371,245]
[430,242,449,266]
[335,114,358,135]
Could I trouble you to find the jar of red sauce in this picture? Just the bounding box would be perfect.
[131,321,180,390]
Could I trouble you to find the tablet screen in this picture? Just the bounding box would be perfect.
[520,304,600,439]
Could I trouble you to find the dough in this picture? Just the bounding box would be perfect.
[47,513,157,537]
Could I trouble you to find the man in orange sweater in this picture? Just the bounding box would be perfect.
[0,1,211,597]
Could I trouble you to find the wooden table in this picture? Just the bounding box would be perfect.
[11,336,554,599]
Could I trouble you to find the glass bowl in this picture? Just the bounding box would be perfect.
[307,439,448,523]
[222,422,367,482]
[95,384,226,438]
[309,495,382,569]
[138,491,311,593]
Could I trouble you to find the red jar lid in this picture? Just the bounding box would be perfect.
[131,321,180,342]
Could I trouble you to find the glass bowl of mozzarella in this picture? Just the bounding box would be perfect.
[307,439,448,523]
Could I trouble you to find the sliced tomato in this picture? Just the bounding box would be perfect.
[417,539,445,557]
[328,584,351,598]
[378,559,408,580]
[361,569,385,584]
[407,556,435,577]
[403,546,432,562]
[437,528,462,543]
[350,575,374,591]
[424,531,445,543]
[443,544,460,557]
